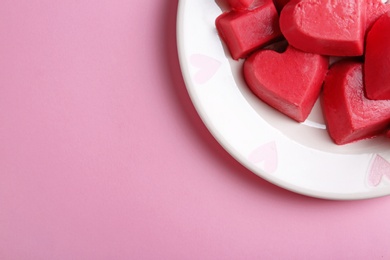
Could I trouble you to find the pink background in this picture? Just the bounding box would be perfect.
[1,0,390,259]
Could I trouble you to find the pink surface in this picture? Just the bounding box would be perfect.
[0,1,390,259]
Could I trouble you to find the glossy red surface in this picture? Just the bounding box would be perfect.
[365,11,390,100]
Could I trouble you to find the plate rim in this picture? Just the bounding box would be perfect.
[176,0,390,200]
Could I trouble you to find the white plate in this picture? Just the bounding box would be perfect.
[176,0,390,200]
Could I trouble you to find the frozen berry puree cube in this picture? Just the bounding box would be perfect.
[279,0,365,56]
[366,0,390,31]
[364,12,390,100]
[322,61,390,145]
[216,1,281,60]
[243,45,328,122]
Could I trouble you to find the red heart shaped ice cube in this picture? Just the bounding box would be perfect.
[364,12,390,100]
[322,61,390,145]
[216,0,281,60]
[279,0,365,56]
[366,0,390,31]
[243,46,328,122]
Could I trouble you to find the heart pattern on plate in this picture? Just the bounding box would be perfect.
[248,141,278,173]
[368,154,390,187]
[190,54,221,84]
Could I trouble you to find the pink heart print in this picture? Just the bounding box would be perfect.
[248,141,278,173]
[190,54,221,84]
[368,155,390,187]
